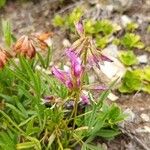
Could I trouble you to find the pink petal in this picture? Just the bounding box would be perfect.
[81,95,90,105]
[52,66,67,83]
[75,21,84,36]
[73,61,82,77]
[92,85,107,91]
[66,50,78,62]
[66,50,82,77]
[43,96,54,103]
[100,54,113,62]
[65,80,73,89]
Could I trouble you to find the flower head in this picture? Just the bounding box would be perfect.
[66,50,83,78]
[13,35,36,58]
[81,95,89,105]
[67,23,113,67]
[52,51,83,90]
[0,48,10,69]
[32,32,53,50]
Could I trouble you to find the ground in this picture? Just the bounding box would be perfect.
[0,0,150,149]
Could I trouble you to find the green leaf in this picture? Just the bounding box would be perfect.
[2,20,12,47]
[119,70,142,93]
[121,33,144,49]
[52,15,64,27]
[16,142,37,150]
[142,84,150,93]
[82,143,103,150]
[67,7,83,26]
[46,133,56,150]
[141,67,150,82]
[0,131,16,150]
[126,22,139,32]
[16,137,42,150]
[96,36,109,49]
[94,20,114,35]
[0,0,6,8]
[118,51,138,66]
[96,128,120,138]
[84,20,95,34]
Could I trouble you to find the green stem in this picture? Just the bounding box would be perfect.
[72,92,80,130]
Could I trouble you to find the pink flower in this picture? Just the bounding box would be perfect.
[88,53,113,66]
[75,21,84,36]
[81,95,90,105]
[52,51,83,90]
[100,54,113,62]
[52,67,73,89]
[68,23,113,67]
[43,96,54,103]
[66,50,83,77]
[91,85,107,91]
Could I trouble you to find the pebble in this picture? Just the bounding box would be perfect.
[144,126,150,133]
[136,126,150,133]
[121,15,132,27]
[62,39,71,48]
[137,55,148,64]
[99,57,126,80]
[108,93,119,101]
[101,143,107,150]
[101,45,126,81]
[140,113,150,122]
[103,44,119,58]
[124,108,135,122]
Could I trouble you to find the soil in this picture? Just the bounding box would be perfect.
[0,0,150,149]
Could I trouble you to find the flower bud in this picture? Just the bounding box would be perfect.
[75,21,84,36]
[14,35,36,58]
[0,49,9,69]
[37,32,53,41]
[81,95,90,105]
[66,50,83,77]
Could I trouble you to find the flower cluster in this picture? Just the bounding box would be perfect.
[13,35,36,58]
[52,50,83,91]
[71,21,113,66]
[14,33,52,58]
[52,50,107,105]
[0,32,52,69]
[51,21,112,105]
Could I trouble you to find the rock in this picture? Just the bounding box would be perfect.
[108,93,119,101]
[121,15,132,27]
[101,143,107,150]
[144,126,150,133]
[124,108,135,122]
[136,126,150,133]
[137,55,148,64]
[103,44,119,58]
[62,39,71,48]
[99,57,126,81]
[100,45,126,81]
[105,5,114,13]
[140,113,150,122]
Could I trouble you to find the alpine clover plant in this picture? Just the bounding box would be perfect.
[0,20,126,150]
